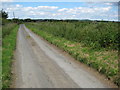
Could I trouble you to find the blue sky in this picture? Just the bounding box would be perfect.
[1,2,118,21]
[1,0,120,2]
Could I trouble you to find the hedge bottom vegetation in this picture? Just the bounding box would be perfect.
[2,25,18,88]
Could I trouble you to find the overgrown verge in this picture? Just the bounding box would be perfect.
[2,23,18,88]
[0,24,2,89]
[26,21,118,50]
[26,22,119,86]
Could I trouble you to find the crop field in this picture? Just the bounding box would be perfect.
[2,22,18,88]
[26,21,119,86]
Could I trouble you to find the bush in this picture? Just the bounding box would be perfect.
[26,21,118,50]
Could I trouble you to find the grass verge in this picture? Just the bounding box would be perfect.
[26,23,119,86]
[2,24,18,88]
[0,24,2,89]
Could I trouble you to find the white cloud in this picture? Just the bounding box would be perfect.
[23,7,34,11]
[2,3,117,21]
[1,0,119,2]
[22,6,58,12]
[58,8,69,12]
[104,3,113,5]
[57,6,112,14]
[4,0,120,2]
[101,7,112,11]
[0,0,13,2]
[16,4,22,8]
[37,6,58,9]
[2,4,59,19]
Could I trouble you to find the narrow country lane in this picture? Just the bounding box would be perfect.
[13,24,116,88]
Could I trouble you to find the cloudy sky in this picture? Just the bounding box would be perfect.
[1,1,119,21]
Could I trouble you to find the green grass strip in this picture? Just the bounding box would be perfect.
[2,25,18,88]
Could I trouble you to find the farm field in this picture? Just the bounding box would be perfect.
[26,21,119,86]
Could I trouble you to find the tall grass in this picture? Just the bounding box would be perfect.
[2,23,17,38]
[2,23,18,88]
[28,21,118,50]
[0,24,2,89]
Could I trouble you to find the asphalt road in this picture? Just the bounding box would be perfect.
[12,24,117,88]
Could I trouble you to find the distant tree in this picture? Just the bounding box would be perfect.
[0,9,8,19]
[24,18,32,22]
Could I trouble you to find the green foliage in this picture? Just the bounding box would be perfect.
[0,9,8,19]
[27,21,118,50]
[2,23,18,88]
[2,23,17,38]
[0,25,1,89]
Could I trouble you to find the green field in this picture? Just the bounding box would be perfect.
[26,21,119,86]
[2,22,18,88]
